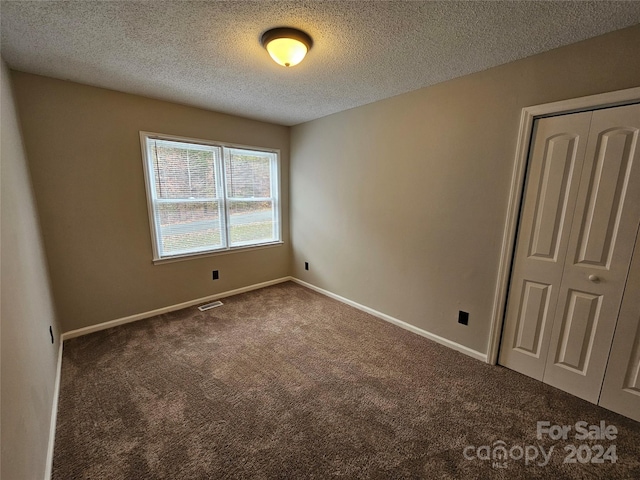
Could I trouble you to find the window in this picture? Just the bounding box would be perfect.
[140,132,281,261]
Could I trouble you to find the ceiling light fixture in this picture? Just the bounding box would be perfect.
[261,27,313,67]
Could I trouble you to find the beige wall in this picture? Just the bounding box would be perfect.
[1,59,61,480]
[290,25,640,355]
[11,73,290,332]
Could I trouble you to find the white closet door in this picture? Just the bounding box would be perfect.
[599,231,640,422]
[498,112,592,379]
[542,103,640,403]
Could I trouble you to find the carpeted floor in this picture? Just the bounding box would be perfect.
[53,281,640,479]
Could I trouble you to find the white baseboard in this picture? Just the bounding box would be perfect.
[44,339,63,480]
[291,278,488,363]
[61,274,487,361]
[61,277,293,341]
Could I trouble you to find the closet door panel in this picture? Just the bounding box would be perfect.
[599,232,640,422]
[499,112,592,379]
[543,104,640,403]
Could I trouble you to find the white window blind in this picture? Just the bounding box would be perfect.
[140,133,280,261]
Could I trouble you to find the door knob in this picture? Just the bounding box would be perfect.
[588,274,599,282]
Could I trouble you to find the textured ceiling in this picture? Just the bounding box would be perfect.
[2,1,640,126]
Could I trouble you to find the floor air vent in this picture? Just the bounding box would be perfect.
[198,301,223,311]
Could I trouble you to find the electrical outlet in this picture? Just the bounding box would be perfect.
[212,270,219,280]
[304,262,309,271]
[458,311,469,326]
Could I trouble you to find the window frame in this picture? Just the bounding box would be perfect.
[139,131,282,264]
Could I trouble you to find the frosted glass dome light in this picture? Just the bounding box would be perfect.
[261,28,313,67]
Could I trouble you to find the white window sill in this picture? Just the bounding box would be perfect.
[152,241,284,265]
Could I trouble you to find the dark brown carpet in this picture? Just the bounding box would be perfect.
[53,281,640,479]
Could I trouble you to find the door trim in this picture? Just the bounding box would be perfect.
[487,86,640,365]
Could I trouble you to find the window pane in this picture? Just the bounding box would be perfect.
[142,134,280,259]
[157,201,223,256]
[225,149,272,198]
[151,140,219,199]
[228,200,276,246]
